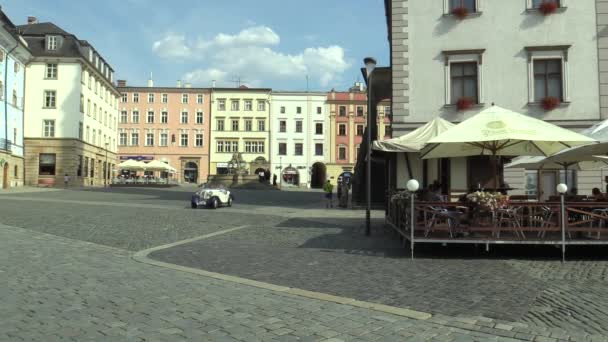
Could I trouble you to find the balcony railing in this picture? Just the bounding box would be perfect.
[0,139,23,156]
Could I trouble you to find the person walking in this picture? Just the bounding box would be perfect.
[323,180,334,208]
[64,174,70,188]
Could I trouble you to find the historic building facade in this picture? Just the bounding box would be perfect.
[0,11,32,189]
[385,0,603,197]
[209,87,271,176]
[270,91,329,188]
[116,81,211,184]
[19,18,119,187]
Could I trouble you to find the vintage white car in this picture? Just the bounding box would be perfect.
[191,183,233,209]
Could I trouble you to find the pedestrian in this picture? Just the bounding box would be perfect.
[273,174,277,186]
[323,180,334,208]
[64,173,70,188]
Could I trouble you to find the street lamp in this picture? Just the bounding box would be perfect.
[364,57,377,236]
[407,179,420,259]
[557,183,568,262]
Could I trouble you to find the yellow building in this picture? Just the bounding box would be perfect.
[209,87,272,177]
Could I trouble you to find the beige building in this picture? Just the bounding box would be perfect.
[209,87,272,176]
[19,19,119,187]
[116,81,211,184]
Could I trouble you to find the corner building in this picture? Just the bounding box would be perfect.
[116,81,211,184]
[19,19,119,187]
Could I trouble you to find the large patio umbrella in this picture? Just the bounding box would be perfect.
[421,106,596,190]
[144,160,175,171]
[118,159,146,171]
[373,117,455,152]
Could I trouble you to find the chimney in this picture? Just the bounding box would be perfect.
[212,80,216,88]
[117,80,127,87]
[184,83,192,88]
[27,16,38,25]
[176,80,182,88]
[147,72,154,87]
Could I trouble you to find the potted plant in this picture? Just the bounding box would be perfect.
[451,6,469,19]
[538,1,558,16]
[456,97,474,111]
[541,96,560,111]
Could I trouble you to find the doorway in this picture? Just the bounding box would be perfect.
[184,162,198,183]
[310,162,326,188]
[2,163,8,189]
[541,171,557,201]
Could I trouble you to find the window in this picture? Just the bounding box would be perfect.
[257,100,265,111]
[533,59,562,102]
[47,36,58,50]
[532,0,560,8]
[121,94,127,102]
[44,90,56,108]
[245,141,253,153]
[317,106,322,114]
[132,110,140,123]
[295,121,303,133]
[356,106,364,116]
[339,106,346,116]
[384,106,391,115]
[356,124,364,136]
[231,100,239,111]
[147,110,154,123]
[39,154,56,175]
[197,94,204,104]
[148,93,154,103]
[162,94,168,103]
[196,111,204,124]
[450,0,476,12]
[181,111,188,124]
[338,146,347,160]
[95,80,98,94]
[86,126,90,142]
[296,106,302,114]
[278,143,287,155]
[131,132,139,146]
[280,106,286,114]
[217,119,225,131]
[133,93,139,103]
[258,120,265,131]
[45,63,58,79]
[104,111,108,126]
[218,99,226,111]
[161,111,168,123]
[294,143,303,156]
[78,122,83,140]
[338,124,347,136]
[119,132,127,146]
[14,62,20,73]
[315,143,323,156]
[88,75,92,89]
[195,133,204,147]
[182,94,188,104]
[450,62,478,104]
[258,141,265,153]
[279,120,287,133]
[231,141,238,152]
[80,94,84,112]
[93,104,97,120]
[232,119,239,131]
[160,132,168,146]
[315,123,323,135]
[217,141,225,153]
[92,129,96,145]
[146,133,154,146]
[244,99,253,111]
[180,133,188,146]
[245,120,252,131]
[43,120,55,137]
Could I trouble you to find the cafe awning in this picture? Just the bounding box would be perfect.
[373,117,455,152]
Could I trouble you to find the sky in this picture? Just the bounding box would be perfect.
[5,0,389,91]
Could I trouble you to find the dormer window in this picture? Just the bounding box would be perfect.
[47,36,58,50]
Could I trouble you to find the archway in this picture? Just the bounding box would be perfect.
[310,162,326,188]
[2,163,8,189]
[183,162,198,184]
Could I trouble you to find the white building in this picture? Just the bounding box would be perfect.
[385,0,605,198]
[19,18,120,187]
[270,92,329,187]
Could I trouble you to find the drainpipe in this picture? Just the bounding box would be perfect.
[5,42,18,153]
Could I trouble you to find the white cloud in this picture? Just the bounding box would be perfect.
[152,26,351,88]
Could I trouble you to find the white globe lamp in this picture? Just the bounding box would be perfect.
[407,179,420,192]
[556,183,568,194]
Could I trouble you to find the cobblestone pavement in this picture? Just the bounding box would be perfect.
[2,187,608,341]
[3,224,568,342]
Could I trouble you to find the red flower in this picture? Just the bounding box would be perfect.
[456,97,474,111]
[542,96,560,111]
[538,1,558,15]
[451,6,469,19]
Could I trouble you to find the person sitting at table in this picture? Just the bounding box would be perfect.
[592,188,606,201]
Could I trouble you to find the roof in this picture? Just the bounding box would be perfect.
[17,22,69,36]
[0,9,31,52]
[117,86,211,93]
[211,87,272,92]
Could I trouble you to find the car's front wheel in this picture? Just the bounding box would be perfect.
[227,196,233,207]
[210,197,219,209]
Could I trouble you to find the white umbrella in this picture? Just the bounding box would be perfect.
[118,159,146,171]
[373,117,455,152]
[144,160,174,171]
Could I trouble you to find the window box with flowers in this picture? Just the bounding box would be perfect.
[526,0,566,15]
[444,0,482,20]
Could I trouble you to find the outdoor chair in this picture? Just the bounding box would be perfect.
[424,206,456,238]
[495,206,525,239]
[589,208,608,240]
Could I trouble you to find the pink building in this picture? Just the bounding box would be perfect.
[117,81,210,184]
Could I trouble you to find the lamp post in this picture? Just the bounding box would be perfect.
[279,156,282,190]
[364,57,377,236]
[407,179,420,259]
[556,183,568,262]
[104,142,109,187]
